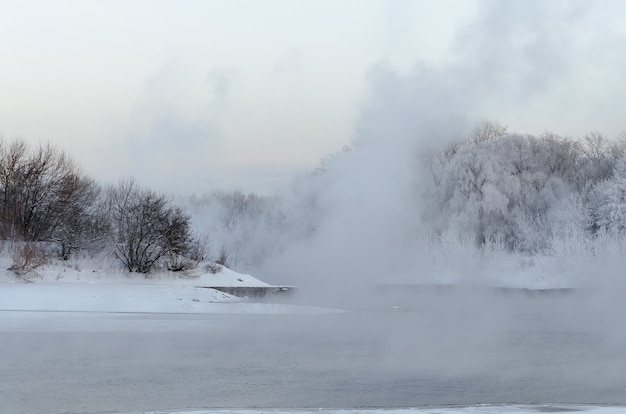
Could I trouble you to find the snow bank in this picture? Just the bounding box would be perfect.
[0,254,321,315]
[0,252,271,287]
[140,406,626,414]
[0,280,341,315]
[0,282,235,313]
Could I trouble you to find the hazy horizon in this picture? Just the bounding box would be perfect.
[2,0,626,196]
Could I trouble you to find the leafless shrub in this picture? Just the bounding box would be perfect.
[205,262,223,274]
[166,253,196,272]
[8,242,49,282]
[167,235,208,273]
[215,244,230,267]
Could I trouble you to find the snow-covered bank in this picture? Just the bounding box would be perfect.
[0,281,340,315]
[0,255,339,315]
[136,406,626,414]
[0,282,232,313]
[2,237,623,317]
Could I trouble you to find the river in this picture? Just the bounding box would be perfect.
[1,288,625,413]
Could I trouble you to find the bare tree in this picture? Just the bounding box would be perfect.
[104,178,194,274]
[0,139,28,239]
[0,139,99,257]
[215,243,230,267]
[470,119,508,145]
[579,132,619,183]
[48,175,100,259]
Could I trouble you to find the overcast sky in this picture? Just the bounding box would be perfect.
[1,0,625,195]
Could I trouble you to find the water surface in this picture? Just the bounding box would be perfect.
[1,288,625,413]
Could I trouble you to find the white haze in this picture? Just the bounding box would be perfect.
[4,4,626,413]
[244,1,625,295]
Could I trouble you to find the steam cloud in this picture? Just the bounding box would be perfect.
[255,0,626,300]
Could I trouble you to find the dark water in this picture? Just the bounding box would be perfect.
[1,288,626,414]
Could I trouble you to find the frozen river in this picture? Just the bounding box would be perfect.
[1,288,626,414]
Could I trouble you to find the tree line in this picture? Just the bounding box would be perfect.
[6,122,626,278]
[422,121,626,253]
[0,138,199,276]
[185,121,626,273]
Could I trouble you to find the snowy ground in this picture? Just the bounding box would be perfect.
[0,255,333,315]
[0,248,621,316]
[133,406,626,414]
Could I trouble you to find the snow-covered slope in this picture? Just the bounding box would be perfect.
[0,255,320,315]
[130,406,626,414]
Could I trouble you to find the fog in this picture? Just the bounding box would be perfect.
[247,2,626,297]
[3,2,626,412]
[180,5,626,398]
[173,3,626,322]
[5,288,626,413]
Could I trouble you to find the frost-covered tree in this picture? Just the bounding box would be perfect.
[577,132,626,186]
[540,133,580,183]
[426,126,587,252]
[470,119,508,144]
[587,156,626,233]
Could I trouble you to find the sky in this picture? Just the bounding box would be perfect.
[1,0,626,195]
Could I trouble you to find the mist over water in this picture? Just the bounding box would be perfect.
[231,5,626,403]
[173,9,626,403]
[248,1,626,300]
[5,3,626,413]
[4,288,626,413]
